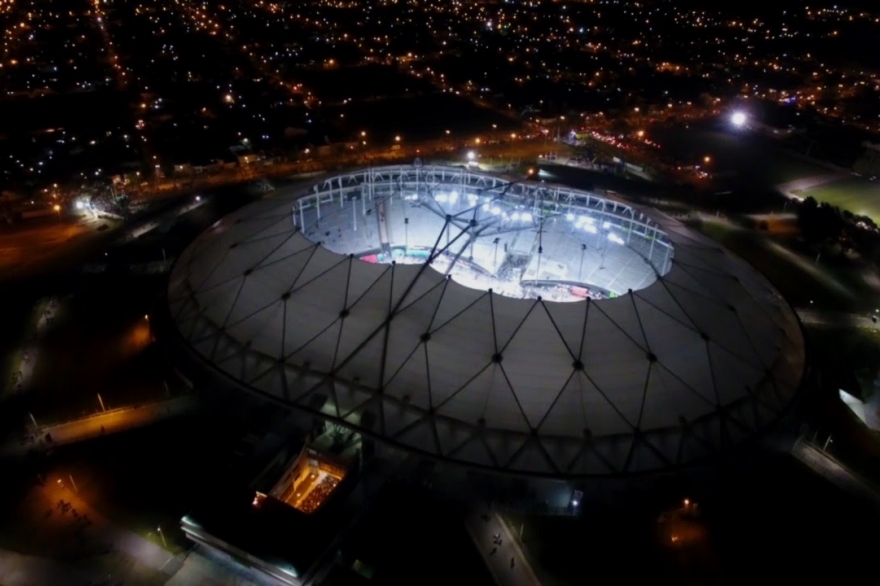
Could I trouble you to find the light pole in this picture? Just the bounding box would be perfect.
[579,243,586,281]
[97,393,106,412]
[823,434,833,451]
[157,525,167,547]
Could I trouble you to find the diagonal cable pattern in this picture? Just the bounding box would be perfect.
[168,165,806,477]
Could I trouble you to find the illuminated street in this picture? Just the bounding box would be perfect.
[2,396,197,457]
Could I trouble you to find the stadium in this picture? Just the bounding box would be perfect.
[167,163,806,479]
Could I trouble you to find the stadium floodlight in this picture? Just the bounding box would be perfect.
[731,111,747,127]
[467,151,476,161]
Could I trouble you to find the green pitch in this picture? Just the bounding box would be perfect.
[801,176,880,221]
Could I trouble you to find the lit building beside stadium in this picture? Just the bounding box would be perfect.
[168,163,806,480]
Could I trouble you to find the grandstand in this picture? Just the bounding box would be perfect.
[295,164,670,300]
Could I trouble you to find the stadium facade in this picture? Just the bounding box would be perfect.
[168,164,806,479]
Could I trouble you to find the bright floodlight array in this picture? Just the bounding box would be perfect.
[169,164,805,477]
[292,166,671,301]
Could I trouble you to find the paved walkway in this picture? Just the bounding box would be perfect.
[3,297,62,399]
[37,477,183,577]
[0,546,97,586]
[466,509,541,586]
[166,544,288,586]
[3,395,198,457]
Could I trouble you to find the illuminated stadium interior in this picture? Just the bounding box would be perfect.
[293,165,674,300]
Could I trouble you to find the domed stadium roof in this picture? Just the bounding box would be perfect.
[168,165,805,477]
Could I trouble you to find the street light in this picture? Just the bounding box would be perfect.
[467,151,476,161]
[731,111,747,127]
[394,135,401,142]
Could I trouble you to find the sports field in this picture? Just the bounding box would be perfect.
[800,175,880,221]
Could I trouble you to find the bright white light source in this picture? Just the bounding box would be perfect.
[731,111,746,127]
[195,195,201,201]
[572,499,579,506]
[490,206,501,216]
[602,221,611,229]
[566,213,575,221]
[467,151,476,161]
[521,212,533,223]
[608,233,625,244]
[511,212,521,221]
[450,191,459,203]
[75,201,84,210]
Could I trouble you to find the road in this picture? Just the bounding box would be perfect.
[34,395,197,447]
[3,396,198,457]
[466,510,541,586]
[0,214,120,278]
[795,308,880,329]
[791,437,880,513]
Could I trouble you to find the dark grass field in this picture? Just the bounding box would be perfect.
[508,451,878,586]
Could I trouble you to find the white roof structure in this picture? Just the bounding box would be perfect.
[168,165,806,477]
